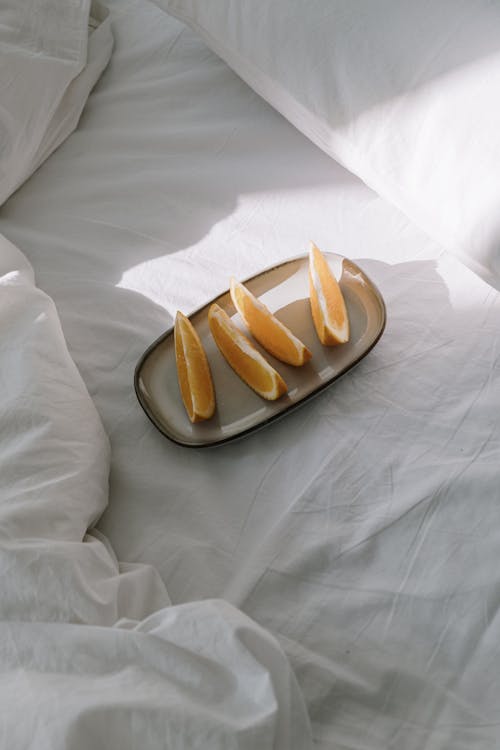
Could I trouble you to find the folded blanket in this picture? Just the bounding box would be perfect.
[0,0,113,205]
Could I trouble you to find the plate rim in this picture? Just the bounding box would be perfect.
[134,252,387,448]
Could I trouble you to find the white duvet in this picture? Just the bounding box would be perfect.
[0,241,310,748]
[0,2,312,748]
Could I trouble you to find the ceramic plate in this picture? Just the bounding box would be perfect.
[134,253,386,447]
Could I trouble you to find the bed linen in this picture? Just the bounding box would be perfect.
[1,1,500,748]
[162,0,500,290]
[0,234,310,749]
[0,0,113,206]
[0,3,311,748]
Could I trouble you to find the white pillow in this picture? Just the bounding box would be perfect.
[155,0,500,289]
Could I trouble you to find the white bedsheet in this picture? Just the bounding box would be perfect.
[0,179,310,750]
[1,1,500,748]
[0,3,312,748]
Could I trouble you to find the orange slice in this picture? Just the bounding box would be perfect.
[208,303,287,400]
[309,241,350,345]
[174,311,215,422]
[230,277,312,366]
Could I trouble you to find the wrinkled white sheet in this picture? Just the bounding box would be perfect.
[0,3,312,748]
[0,235,168,624]
[0,160,311,750]
[1,1,500,749]
[0,0,112,205]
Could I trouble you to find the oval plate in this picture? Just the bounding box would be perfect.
[134,253,386,448]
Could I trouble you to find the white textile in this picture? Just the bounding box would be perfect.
[2,1,500,748]
[0,0,112,205]
[0,207,311,750]
[162,0,500,289]
[0,3,312,747]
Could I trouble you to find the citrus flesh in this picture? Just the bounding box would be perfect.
[208,303,287,400]
[230,277,312,366]
[309,241,350,345]
[174,311,215,422]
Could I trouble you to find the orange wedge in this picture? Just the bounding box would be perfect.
[174,311,215,422]
[309,242,350,345]
[208,303,287,400]
[230,277,312,366]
